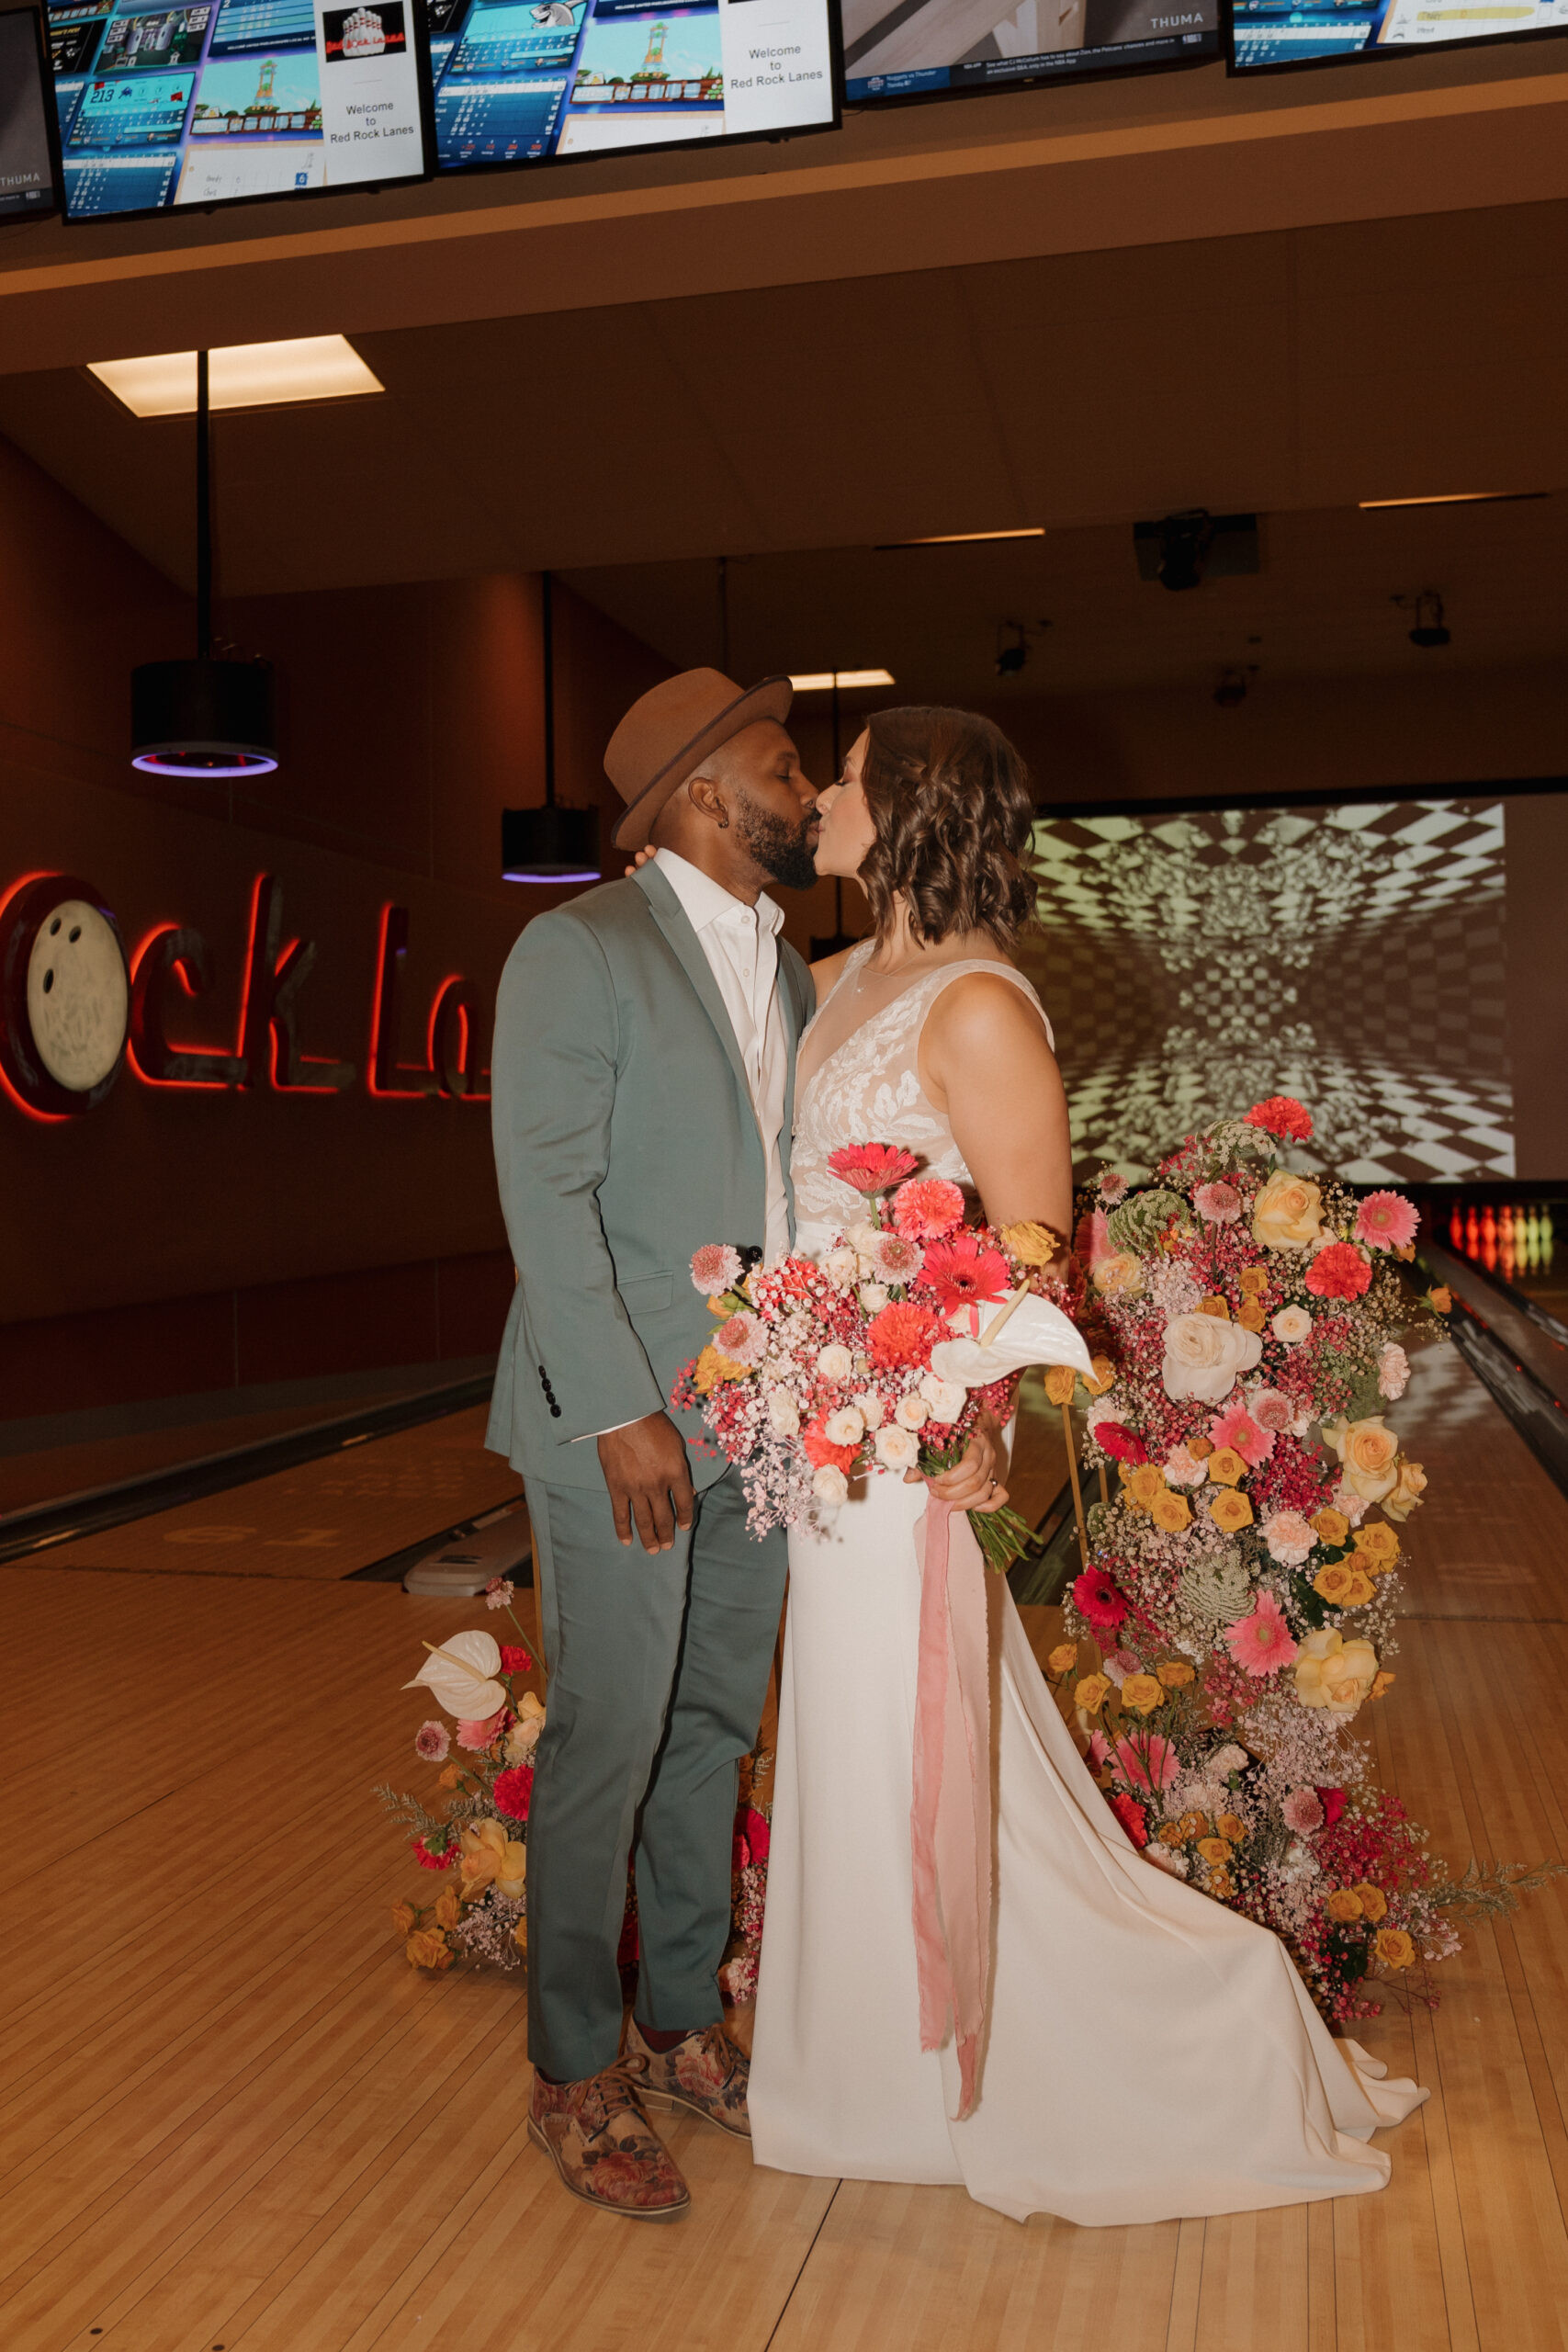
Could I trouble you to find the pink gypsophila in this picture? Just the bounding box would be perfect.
[891,1177,966,1242]
[1356,1191,1418,1251]
[1209,1403,1276,1466]
[692,1243,743,1297]
[714,1310,767,1369]
[1305,1241,1372,1301]
[828,1143,920,1194]
[1224,1591,1298,1677]
[1245,1096,1314,1142]
[1194,1180,1243,1225]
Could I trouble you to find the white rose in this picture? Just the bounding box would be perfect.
[824,1406,864,1446]
[1271,1306,1313,1344]
[1161,1313,1263,1406]
[812,1464,849,1507]
[848,1222,881,1258]
[895,1390,929,1430]
[858,1283,890,1314]
[874,1424,920,1472]
[816,1343,853,1383]
[766,1388,800,1437]
[854,1389,886,1430]
[922,1379,967,1425]
[823,1247,860,1289]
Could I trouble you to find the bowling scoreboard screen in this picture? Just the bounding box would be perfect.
[839,0,1216,111]
[1229,0,1568,72]
[47,0,434,219]
[426,0,837,174]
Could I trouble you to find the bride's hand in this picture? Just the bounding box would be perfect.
[624,846,657,874]
[907,1410,1009,1513]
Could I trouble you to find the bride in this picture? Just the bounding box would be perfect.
[747,704,1426,2226]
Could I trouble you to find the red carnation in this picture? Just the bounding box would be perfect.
[493,1764,536,1822]
[920,1234,1010,1317]
[1095,1421,1148,1467]
[1244,1096,1314,1142]
[501,1645,534,1676]
[803,1415,859,1472]
[867,1301,941,1371]
[1109,1792,1148,1848]
[1304,1241,1372,1301]
[1316,1786,1347,1828]
[1072,1566,1130,1629]
[827,1142,920,1194]
[411,1834,455,1871]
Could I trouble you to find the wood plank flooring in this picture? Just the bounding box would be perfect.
[3,1335,1566,2351]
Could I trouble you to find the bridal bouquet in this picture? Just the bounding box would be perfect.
[673,1143,1091,1572]
[1051,1095,1486,2019]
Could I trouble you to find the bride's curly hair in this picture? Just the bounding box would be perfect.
[857,706,1038,947]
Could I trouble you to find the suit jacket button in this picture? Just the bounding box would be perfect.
[549,1404,562,1419]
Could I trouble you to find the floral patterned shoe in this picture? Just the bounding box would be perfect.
[623,2019,752,2140]
[527,2064,691,2221]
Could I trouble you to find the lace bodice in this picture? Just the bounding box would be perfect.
[791,944,1054,1247]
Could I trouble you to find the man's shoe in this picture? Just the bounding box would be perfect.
[623,2018,752,2140]
[527,2064,692,2221]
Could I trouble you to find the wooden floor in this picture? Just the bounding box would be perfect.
[4,1339,1567,2351]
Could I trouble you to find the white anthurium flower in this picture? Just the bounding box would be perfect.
[929,1292,1092,1388]
[404,1629,507,1720]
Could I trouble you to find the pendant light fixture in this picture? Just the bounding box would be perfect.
[131,349,277,777]
[502,571,601,884]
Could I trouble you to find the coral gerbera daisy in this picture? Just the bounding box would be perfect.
[920,1234,1010,1317]
[1208,1403,1275,1466]
[1224,1591,1298,1677]
[827,1142,920,1195]
[1355,1191,1418,1252]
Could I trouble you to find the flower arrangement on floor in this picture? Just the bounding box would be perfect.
[1049,1095,1485,2021]
[674,1144,1089,1572]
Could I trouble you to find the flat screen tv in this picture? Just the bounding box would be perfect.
[0,5,64,218]
[427,0,838,175]
[840,0,1216,108]
[48,0,435,220]
[1228,0,1568,74]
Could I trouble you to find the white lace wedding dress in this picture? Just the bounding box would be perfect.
[748,946,1427,2227]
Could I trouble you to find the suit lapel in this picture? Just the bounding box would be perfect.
[635,862,756,1122]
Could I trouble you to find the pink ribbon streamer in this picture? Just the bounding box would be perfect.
[910,1495,992,2120]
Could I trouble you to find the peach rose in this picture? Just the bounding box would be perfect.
[1252,1171,1325,1252]
[1322,1414,1401,1504]
[1093,1252,1144,1297]
[1217,1812,1247,1843]
[1370,1670,1395,1701]
[1161,1312,1262,1407]
[1294,1629,1380,1714]
[1382,1459,1427,1522]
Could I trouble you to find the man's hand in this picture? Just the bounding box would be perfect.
[599,1412,696,1553]
[905,1408,1009,1513]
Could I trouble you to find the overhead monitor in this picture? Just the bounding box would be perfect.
[47,0,435,220]
[427,0,837,174]
[840,0,1216,107]
[1229,0,1568,73]
[0,6,63,218]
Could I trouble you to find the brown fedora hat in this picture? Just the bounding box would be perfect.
[605,668,794,852]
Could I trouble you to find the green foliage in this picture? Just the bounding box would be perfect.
[1107,1189,1190,1255]
[1431,1858,1568,1919]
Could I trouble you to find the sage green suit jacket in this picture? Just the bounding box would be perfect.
[486,864,816,1490]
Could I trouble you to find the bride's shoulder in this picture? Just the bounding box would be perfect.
[922,963,1051,1057]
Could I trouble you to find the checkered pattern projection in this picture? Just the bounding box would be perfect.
[1018,798,1513,1186]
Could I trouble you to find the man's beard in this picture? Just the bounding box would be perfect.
[735,791,818,891]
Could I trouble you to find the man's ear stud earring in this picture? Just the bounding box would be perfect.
[717,814,729,830]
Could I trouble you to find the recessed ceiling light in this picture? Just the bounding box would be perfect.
[87,336,383,419]
[877,527,1044,548]
[1358,492,1540,509]
[789,670,896,691]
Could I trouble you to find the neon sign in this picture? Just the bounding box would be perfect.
[0,868,491,1120]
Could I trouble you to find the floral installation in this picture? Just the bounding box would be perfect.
[677,1146,1087,1572]
[1046,1095,1554,2022]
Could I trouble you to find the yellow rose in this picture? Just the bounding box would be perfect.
[1353,1883,1388,1923]
[437,1761,462,1792]
[694,1344,725,1396]
[1196,1295,1231,1321]
[1428,1285,1452,1314]
[1209,1489,1254,1533]
[1120,1673,1166,1716]
[1343,1568,1376,1606]
[513,1917,529,1957]
[391,1901,416,1937]
[1374,1927,1416,1969]
[1000,1218,1062,1267]
[1294,1629,1379,1714]
[1236,1297,1267,1334]
[1382,1460,1427,1522]
[1313,1508,1349,1547]
[1047,1642,1079,1679]
[1085,1356,1118,1396]
[1252,1170,1325,1251]
[1149,1490,1192,1534]
[1370,1670,1395,1701]
[1188,1435,1214,1461]
[1237,1266,1269,1298]
[406,1926,452,1971]
[1094,1251,1144,1297]
[1157,1660,1195,1688]
[1178,1812,1208,1840]
[1206,1448,1247,1487]
[1217,1812,1247,1843]
[1313,1562,1356,1605]
[1157,1822,1189,1849]
[458,1816,508,1894]
[1075,1673,1111,1713]
[493,1838,528,1900]
[1353,1521,1399,1566]
[1127,1463,1168,1510]
[434,1887,462,1930]
[1043,1365,1078,1407]
[1198,1837,1232,1867]
[1323,1415,1401,1504]
[1208,1868,1235,1900]
[1325,1888,1364,1923]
